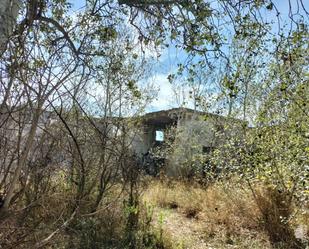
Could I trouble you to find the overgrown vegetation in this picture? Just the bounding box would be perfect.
[0,0,308,248]
[144,178,308,249]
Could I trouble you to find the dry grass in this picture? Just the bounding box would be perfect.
[143,178,271,249]
[143,178,309,249]
[255,187,307,248]
[144,178,261,228]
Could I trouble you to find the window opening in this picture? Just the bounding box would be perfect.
[155,130,164,142]
[202,146,213,153]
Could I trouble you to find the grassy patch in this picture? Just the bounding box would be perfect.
[143,178,309,248]
[143,178,270,248]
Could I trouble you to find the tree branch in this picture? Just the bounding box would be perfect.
[38,16,79,57]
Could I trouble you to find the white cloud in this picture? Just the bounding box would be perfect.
[147,73,175,111]
[147,73,195,112]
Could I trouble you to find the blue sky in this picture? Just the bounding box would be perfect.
[145,0,309,112]
[69,0,308,113]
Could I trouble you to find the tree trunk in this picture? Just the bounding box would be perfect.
[0,0,21,53]
[1,106,41,211]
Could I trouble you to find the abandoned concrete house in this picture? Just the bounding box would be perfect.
[132,107,246,175]
[0,105,245,177]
